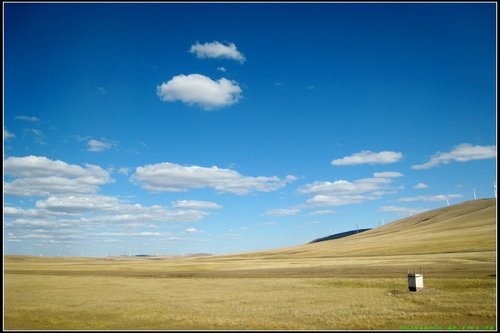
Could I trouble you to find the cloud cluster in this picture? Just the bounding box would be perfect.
[130,162,296,195]
[5,193,221,246]
[4,155,112,196]
[331,150,403,166]
[158,41,245,110]
[412,143,496,170]
[157,74,242,110]
[265,171,404,216]
[189,41,246,63]
[2,157,223,247]
[298,173,398,207]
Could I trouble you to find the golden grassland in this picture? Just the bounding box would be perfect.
[4,199,497,330]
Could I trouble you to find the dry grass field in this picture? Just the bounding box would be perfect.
[4,199,497,330]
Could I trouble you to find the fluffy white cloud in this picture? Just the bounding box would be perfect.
[299,177,393,196]
[412,143,496,170]
[298,176,398,207]
[373,171,403,178]
[130,162,296,195]
[413,182,428,189]
[308,209,336,216]
[3,156,112,196]
[157,74,242,110]
[189,41,246,63]
[397,194,463,202]
[172,200,222,210]
[87,139,112,152]
[331,150,403,166]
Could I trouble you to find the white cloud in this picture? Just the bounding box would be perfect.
[217,66,226,72]
[87,139,112,152]
[305,194,368,207]
[189,41,246,63]
[4,206,44,218]
[4,129,15,140]
[118,167,130,175]
[299,177,393,196]
[263,208,301,216]
[185,227,200,234]
[373,171,403,178]
[414,182,428,189]
[157,74,242,110]
[411,143,496,170]
[3,156,112,196]
[331,150,403,166]
[298,176,398,207]
[35,195,120,214]
[172,200,222,210]
[15,115,40,122]
[130,162,296,195]
[308,209,336,216]
[397,194,463,202]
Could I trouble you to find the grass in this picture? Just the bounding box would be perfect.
[4,273,496,330]
[3,199,497,330]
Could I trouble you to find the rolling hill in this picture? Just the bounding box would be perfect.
[232,198,496,259]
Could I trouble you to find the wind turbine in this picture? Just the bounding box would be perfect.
[473,188,477,200]
[446,199,450,206]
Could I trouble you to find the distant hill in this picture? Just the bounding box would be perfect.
[309,228,371,243]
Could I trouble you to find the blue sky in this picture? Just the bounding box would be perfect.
[3,2,497,257]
